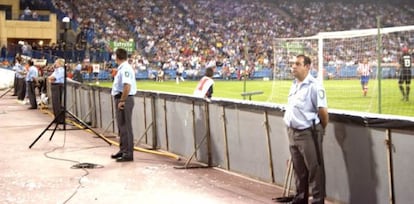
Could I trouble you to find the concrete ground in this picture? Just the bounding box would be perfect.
[0,88,290,204]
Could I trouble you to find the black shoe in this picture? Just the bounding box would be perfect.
[116,156,133,162]
[28,107,37,110]
[111,152,123,159]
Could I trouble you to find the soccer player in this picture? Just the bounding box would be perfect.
[398,47,412,101]
[357,58,372,97]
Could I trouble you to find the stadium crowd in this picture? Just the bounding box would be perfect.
[4,0,414,80]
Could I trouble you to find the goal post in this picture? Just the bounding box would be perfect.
[270,24,414,116]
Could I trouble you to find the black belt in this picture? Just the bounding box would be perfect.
[289,122,321,131]
[289,126,312,132]
[114,93,134,99]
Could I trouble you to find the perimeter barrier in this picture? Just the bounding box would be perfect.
[66,81,414,204]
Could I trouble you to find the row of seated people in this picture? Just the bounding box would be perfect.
[48,0,413,72]
[73,64,411,81]
[12,0,414,77]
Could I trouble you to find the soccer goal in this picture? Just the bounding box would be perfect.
[269,24,414,116]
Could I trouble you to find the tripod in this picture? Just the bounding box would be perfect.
[29,63,111,148]
[29,108,112,148]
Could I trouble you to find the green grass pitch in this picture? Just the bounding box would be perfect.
[95,78,414,117]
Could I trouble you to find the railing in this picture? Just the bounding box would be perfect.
[240,91,264,100]
[65,82,414,204]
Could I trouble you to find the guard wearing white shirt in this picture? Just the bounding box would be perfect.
[110,48,137,162]
[283,55,329,204]
[48,58,65,123]
[13,57,26,102]
[26,60,39,109]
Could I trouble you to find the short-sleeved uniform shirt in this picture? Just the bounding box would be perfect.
[26,65,39,82]
[50,66,65,84]
[283,74,328,130]
[111,61,137,96]
[13,63,25,79]
[399,54,412,84]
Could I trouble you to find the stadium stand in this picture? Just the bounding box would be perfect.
[7,0,414,81]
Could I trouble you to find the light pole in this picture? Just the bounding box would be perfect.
[62,16,70,130]
[62,17,70,60]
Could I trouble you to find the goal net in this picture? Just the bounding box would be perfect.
[268,25,414,117]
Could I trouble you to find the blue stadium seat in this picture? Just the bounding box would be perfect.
[339,65,358,78]
[253,69,272,78]
[136,71,149,80]
[97,71,110,80]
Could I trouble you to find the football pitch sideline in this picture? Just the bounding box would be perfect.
[96,79,414,117]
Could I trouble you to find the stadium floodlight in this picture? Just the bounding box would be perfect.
[62,17,70,31]
[62,16,70,23]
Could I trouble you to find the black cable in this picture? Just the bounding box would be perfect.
[43,132,104,204]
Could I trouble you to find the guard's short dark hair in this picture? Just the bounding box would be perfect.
[205,67,214,77]
[28,60,34,66]
[115,48,128,61]
[297,54,311,66]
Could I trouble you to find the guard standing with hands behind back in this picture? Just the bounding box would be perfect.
[111,48,137,162]
[283,55,329,204]
[26,60,39,109]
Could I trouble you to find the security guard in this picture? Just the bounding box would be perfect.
[48,58,65,124]
[283,55,329,204]
[26,60,39,109]
[13,57,26,103]
[110,48,137,162]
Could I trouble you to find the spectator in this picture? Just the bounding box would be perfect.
[194,67,214,102]
[72,62,83,83]
[1,45,6,59]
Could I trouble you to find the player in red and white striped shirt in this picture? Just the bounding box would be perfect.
[357,58,372,97]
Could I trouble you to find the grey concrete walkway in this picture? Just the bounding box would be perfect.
[0,89,288,204]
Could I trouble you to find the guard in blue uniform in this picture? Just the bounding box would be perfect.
[13,57,26,102]
[283,55,329,204]
[26,60,39,109]
[48,58,65,123]
[110,48,137,162]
